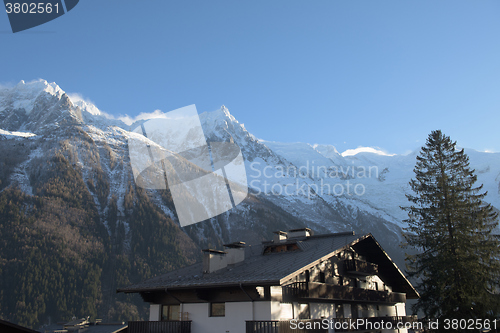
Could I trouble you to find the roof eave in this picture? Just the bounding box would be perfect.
[117,280,281,294]
[279,234,366,285]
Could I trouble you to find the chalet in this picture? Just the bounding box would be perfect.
[117,229,419,333]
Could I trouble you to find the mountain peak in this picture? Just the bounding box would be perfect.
[217,104,236,122]
[0,79,65,115]
[14,79,64,100]
[0,79,83,132]
[199,105,238,126]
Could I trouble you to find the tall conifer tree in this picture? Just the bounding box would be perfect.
[403,130,500,319]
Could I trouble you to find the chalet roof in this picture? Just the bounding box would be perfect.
[0,319,40,333]
[223,241,246,248]
[117,232,418,299]
[288,227,312,232]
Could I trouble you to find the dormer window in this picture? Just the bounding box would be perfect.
[263,242,300,254]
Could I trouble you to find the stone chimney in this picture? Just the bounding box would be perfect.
[223,241,246,265]
[287,228,313,239]
[273,231,288,243]
[202,249,227,274]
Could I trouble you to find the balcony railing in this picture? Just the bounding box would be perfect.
[282,282,406,304]
[344,259,378,276]
[246,316,418,333]
[246,320,325,333]
[128,321,191,333]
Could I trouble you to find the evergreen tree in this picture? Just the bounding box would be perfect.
[402,130,500,320]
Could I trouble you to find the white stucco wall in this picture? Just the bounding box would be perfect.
[149,304,161,321]
[177,301,285,333]
[148,299,407,333]
[280,303,293,319]
[270,300,282,320]
[379,304,397,316]
[183,302,254,333]
[395,302,406,316]
[253,301,272,320]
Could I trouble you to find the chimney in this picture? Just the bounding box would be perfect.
[273,231,288,243]
[202,249,227,274]
[223,241,246,265]
[287,228,313,239]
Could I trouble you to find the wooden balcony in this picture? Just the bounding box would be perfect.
[344,259,378,276]
[246,320,324,333]
[282,282,406,304]
[128,321,191,333]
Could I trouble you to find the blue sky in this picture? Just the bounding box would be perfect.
[1,0,500,154]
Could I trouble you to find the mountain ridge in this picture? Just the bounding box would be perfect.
[2,79,499,231]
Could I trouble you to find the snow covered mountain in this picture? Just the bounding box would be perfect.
[2,79,500,273]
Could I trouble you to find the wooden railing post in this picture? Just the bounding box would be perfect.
[128,320,192,333]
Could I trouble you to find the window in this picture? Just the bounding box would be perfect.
[210,302,225,317]
[335,304,344,318]
[351,304,359,319]
[359,304,369,318]
[298,303,310,319]
[161,305,180,321]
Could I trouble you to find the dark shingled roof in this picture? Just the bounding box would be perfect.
[117,232,418,299]
[0,319,40,333]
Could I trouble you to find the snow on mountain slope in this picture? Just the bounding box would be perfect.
[313,144,339,157]
[315,147,500,224]
[69,96,133,130]
[70,96,102,116]
[0,128,36,139]
[312,144,345,166]
[198,106,304,193]
[200,107,500,231]
[263,141,337,176]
